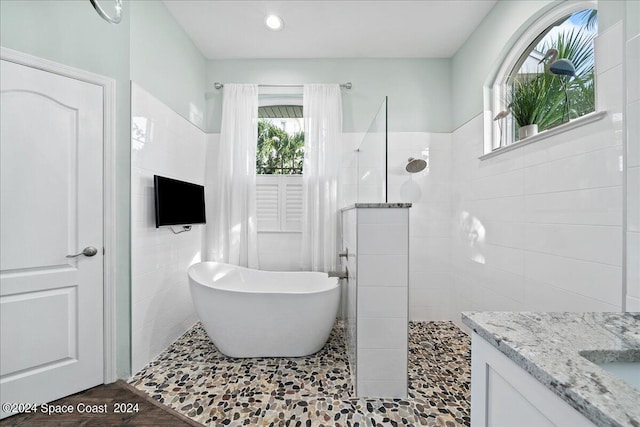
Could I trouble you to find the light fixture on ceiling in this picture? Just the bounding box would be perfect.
[265,14,284,31]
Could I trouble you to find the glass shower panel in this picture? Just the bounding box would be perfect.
[340,143,360,208]
[356,97,387,203]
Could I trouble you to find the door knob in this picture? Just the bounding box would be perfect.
[66,246,98,258]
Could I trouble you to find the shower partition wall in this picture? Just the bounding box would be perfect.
[343,97,387,206]
[339,97,408,398]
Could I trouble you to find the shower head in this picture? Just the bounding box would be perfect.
[406,157,427,173]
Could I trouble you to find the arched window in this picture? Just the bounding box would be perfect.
[486,2,598,153]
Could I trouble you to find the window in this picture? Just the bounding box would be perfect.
[256,105,304,174]
[256,104,304,232]
[487,3,598,153]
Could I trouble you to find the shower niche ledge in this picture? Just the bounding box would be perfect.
[340,203,410,398]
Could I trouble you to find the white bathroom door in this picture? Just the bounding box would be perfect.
[0,59,104,417]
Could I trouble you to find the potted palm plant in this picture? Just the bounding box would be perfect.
[508,75,560,140]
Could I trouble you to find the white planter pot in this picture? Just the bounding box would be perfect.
[518,124,538,139]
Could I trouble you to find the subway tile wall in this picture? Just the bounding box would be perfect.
[626,5,640,311]
[448,24,625,327]
[386,133,453,320]
[355,207,409,398]
[341,207,357,391]
[131,83,207,373]
[338,131,453,321]
[341,206,409,398]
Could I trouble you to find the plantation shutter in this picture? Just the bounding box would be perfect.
[256,175,303,232]
[256,176,279,231]
[282,180,303,231]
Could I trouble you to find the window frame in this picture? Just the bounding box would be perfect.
[256,92,305,233]
[484,0,597,155]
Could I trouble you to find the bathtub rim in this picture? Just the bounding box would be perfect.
[187,261,340,295]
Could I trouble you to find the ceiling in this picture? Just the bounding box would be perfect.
[163,1,497,59]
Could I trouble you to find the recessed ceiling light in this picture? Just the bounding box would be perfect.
[265,14,284,31]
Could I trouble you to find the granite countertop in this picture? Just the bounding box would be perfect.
[462,312,640,427]
[341,203,412,210]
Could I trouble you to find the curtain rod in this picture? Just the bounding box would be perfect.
[213,82,352,90]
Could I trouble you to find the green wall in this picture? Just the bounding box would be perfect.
[626,0,640,39]
[451,0,556,129]
[597,0,626,32]
[451,0,628,130]
[130,1,207,130]
[206,58,452,133]
[0,0,131,378]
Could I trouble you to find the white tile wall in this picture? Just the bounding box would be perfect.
[131,83,207,373]
[341,207,357,389]
[341,206,409,398]
[386,132,453,321]
[358,287,408,318]
[626,10,640,311]
[358,254,408,287]
[629,101,640,169]
[447,21,626,326]
[358,207,408,398]
[257,232,302,271]
[343,130,451,324]
[626,36,640,104]
[595,22,623,75]
[357,348,407,380]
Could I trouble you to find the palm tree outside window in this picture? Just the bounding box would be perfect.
[256,105,304,174]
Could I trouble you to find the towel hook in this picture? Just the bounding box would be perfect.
[90,0,122,24]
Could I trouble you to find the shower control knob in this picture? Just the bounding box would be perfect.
[338,249,349,259]
[66,246,98,258]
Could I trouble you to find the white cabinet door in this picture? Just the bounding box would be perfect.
[0,59,104,418]
[470,334,595,427]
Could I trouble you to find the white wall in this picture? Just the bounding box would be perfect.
[338,131,453,321]
[625,2,640,311]
[386,133,453,321]
[341,207,357,387]
[447,24,625,328]
[341,207,409,398]
[257,232,302,271]
[131,83,207,373]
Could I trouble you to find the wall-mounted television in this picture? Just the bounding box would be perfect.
[154,175,206,228]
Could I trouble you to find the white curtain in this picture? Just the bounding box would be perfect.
[206,84,259,268]
[301,84,343,272]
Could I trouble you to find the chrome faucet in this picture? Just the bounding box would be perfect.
[328,267,348,279]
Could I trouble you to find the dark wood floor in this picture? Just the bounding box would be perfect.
[0,380,202,427]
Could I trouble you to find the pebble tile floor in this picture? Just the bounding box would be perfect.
[130,321,471,426]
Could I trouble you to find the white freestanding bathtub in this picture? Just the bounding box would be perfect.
[187,261,340,358]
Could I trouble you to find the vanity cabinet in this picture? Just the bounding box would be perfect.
[471,334,596,427]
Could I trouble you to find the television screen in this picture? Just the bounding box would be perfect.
[154,175,206,227]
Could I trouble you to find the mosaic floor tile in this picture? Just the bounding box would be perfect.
[130,321,471,426]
